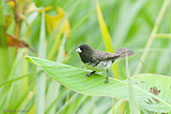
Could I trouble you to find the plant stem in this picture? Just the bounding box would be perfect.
[126,55,140,114]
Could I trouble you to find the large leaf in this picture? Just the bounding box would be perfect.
[25,56,171,113]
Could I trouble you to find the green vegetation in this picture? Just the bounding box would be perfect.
[0,0,171,113]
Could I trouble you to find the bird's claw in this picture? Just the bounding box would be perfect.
[86,73,91,77]
[86,71,96,77]
[104,79,109,83]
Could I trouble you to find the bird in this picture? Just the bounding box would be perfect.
[76,44,135,83]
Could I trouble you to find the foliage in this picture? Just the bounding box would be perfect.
[0,0,171,113]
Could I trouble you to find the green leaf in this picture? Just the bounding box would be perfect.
[0,73,30,87]
[113,0,147,46]
[35,11,46,114]
[25,55,171,113]
[0,0,10,81]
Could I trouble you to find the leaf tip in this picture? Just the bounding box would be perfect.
[23,52,28,59]
[23,53,35,64]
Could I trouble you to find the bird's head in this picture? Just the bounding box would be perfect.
[76,44,94,63]
[76,44,93,54]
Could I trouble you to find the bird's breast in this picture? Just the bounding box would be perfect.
[96,60,112,69]
[85,60,112,71]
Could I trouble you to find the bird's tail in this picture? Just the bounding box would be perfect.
[114,48,135,59]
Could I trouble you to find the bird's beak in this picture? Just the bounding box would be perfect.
[76,48,82,53]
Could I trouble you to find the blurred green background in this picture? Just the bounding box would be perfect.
[0,0,171,113]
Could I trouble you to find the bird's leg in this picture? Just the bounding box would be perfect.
[86,71,96,77]
[105,69,109,83]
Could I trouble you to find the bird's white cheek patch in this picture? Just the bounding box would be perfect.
[76,48,82,53]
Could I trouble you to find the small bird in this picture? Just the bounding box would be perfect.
[76,44,135,83]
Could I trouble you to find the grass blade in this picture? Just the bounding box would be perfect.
[112,0,147,46]
[96,0,119,79]
[45,33,67,113]
[0,0,10,81]
[126,54,140,114]
[56,34,66,62]
[36,11,46,114]
[0,73,30,87]
[135,0,170,74]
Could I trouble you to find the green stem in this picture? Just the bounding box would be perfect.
[0,0,10,81]
[155,33,171,39]
[126,55,140,114]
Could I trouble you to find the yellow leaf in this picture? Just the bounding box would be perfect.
[96,0,119,79]
[96,0,113,52]
[8,1,15,8]
[6,15,12,29]
[39,6,52,13]
[44,6,52,12]
[28,104,35,114]
[45,7,70,36]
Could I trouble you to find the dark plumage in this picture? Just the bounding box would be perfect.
[76,44,134,83]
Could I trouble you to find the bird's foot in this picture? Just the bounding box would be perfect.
[86,73,91,77]
[104,77,109,83]
[104,79,109,83]
[105,69,109,83]
[86,71,96,77]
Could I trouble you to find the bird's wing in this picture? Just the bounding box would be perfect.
[93,50,119,61]
[113,48,134,59]
[93,48,134,61]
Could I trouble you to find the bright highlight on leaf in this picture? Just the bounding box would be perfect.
[25,55,171,113]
